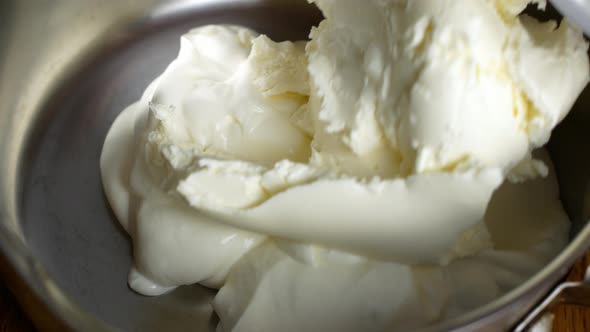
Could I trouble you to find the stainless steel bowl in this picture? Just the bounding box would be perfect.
[0,1,589,331]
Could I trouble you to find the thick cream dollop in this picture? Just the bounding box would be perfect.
[101,0,589,330]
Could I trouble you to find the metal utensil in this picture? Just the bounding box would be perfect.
[551,0,590,35]
[515,266,590,332]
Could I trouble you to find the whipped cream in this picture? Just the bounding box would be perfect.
[100,0,589,330]
[306,0,588,177]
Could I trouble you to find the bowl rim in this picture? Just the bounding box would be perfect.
[1,206,588,332]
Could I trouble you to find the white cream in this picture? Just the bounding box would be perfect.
[100,0,589,330]
[306,0,589,176]
[147,26,311,168]
[213,152,570,332]
[102,81,264,292]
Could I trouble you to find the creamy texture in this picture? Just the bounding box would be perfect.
[216,164,569,331]
[306,0,588,178]
[100,0,590,330]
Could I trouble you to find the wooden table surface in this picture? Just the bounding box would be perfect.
[552,252,590,332]
[0,254,589,332]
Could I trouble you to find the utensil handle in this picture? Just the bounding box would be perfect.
[514,265,590,332]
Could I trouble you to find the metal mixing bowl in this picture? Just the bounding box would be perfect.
[0,1,589,331]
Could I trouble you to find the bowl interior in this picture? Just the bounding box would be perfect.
[17,2,321,331]
[8,1,590,331]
